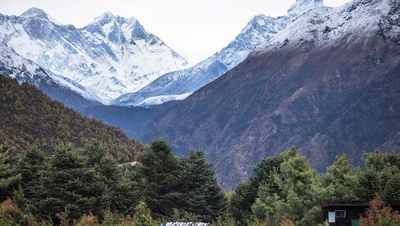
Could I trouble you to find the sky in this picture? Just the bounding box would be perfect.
[0,0,351,64]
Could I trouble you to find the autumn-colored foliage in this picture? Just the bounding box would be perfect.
[360,195,400,226]
[75,213,99,226]
[0,198,38,226]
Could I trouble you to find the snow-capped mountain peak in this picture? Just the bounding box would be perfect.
[95,11,117,22]
[20,7,61,25]
[261,0,399,52]
[288,0,324,17]
[85,12,159,43]
[0,8,188,104]
[112,11,289,106]
[120,0,399,107]
[20,7,49,18]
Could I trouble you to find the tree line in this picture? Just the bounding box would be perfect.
[1,141,400,225]
[230,147,400,225]
[0,140,226,225]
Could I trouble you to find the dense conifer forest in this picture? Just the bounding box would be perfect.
[0,76,142,162]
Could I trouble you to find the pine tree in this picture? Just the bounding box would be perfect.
[230,151,288,224]
[109,169,141,215]
[383,173,400,202]
[322,154,359,202]
[42,144,107,223]
[81,143,118,212]
[358,151,400,201]
[180,151,227,221]
[16,146,49,218]
[132,201,156,226]
[138,140,180,217]
[0,145,21,202]
[251,147,323,226]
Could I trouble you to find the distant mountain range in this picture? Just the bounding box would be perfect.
[112,0,323,106]
[112,0,325,106]
[1,0,399,189]
[0,8,187,104]
[136,0,400,188]
[0,2,325,108]
[111,14,285,106]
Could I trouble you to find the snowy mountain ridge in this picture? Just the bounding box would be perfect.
[256,0,399,53]
[0,8,188,104]
[112,0,325,106]
[0,43,100,108]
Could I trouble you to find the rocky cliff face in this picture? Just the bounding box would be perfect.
[137,0,400,188]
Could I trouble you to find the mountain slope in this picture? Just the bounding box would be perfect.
[0,8,187,104]
[0,43,100,109]
[80,101,178,138]
[113,0,324,106]
[137,0,400,188]
[0,75,142,161]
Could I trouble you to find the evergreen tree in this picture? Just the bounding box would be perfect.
[81,144,120,213]
[383,173,400,202]
[322,154,359,202]
[132,201,156,226]
[111,166,141,215]
[230,181,258,224]
[138,140,180,217]
[42,144,108,222]
[180,151,227,221]
[230,151,288,224]
[251,148,323,226]
[16,146,49,218]
[0,145,21,202]
[358,151,400,201]
[81,143,141,215]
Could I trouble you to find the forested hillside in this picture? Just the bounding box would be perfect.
[0,75,142,161]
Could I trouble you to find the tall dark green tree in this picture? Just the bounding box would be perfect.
[138,140,180,217]
[81,143,120,212]
[0,145,21,202]
[230,181,257,224]
[42,144,108,222]
[179,151,227,221]
[358,151,400,201]
[15,146,49,218]
[110,165,141,215]
[383,173,400,202]
[81,143,141,215]
[230,148,291,224]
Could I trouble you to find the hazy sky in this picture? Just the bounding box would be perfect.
[0,0,351,64]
